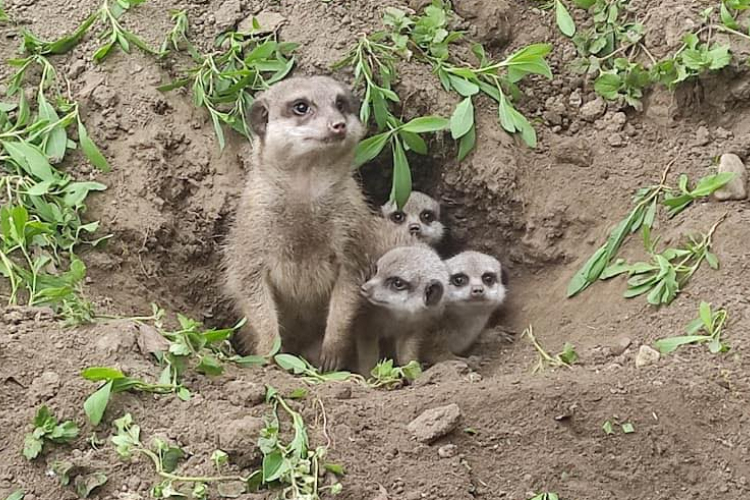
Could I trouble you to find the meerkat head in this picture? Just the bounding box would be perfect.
[445,251,507,310]
[249,76,364,167]
[360,245,448,321]
[381,191,445,245]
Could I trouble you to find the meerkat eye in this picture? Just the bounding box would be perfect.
[335,96,348,113]
[292,100,310,115]
[389,277,408,291]
[450,273,468,287]
[389,211,406,224]
[482,273,497,286]
[420,210,436,224]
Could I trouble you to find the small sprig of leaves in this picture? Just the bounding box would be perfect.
[111,414,250,499]
[651,33,731,90]
[82,367,190,426]
[0,0,9,23]
[334,23,448,208]
[152,312,246,385]
[602,419,634,435]
[23,406,79,460]
[160,9,199,59]
[274,353,356,384]
[403,2,553,153]
[17,0,156,62]
[367,359,422,389]
[4,492,24,500]
[256,386,343,498]
[567,163,734,298]
[159,28,298,149]
[50,461,108,498]
[599,214,725,305]
[522,325,578,373]
[655,301,729,354]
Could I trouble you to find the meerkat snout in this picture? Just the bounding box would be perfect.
[381,191,445,246]
[470,284,485,297]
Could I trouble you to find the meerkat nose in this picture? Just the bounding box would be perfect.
[329,120,347,135]
[471,285,484,296]
[408,223,421,234]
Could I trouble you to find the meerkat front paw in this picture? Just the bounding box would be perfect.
[319,341,348,373]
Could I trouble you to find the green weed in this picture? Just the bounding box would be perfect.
[567,163,733,298]
[655,301,729,354]
[81,367,190,426]
[23,405,79,460]
[603,419,634,435]
[0,0,10,23]
[522,325,578,372]
[159,25,298,149]
[529,493,561,500]
[50,461,108,498]
[368,359,422,389]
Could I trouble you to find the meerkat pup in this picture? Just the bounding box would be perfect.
[381,191,445,246]
[442,251,508,355]
[224,75,374,369]
[354,245,448,375]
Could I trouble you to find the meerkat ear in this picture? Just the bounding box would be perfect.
[424,280,444,307]
[249,98,269,137]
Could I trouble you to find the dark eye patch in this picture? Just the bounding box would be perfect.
[420,210,436,224]
[482,273,497,286]
[450,273,468,287]
[387,276,409,291]
[389,211,406,224]
[292,100,310,115]
[335,95,350,114]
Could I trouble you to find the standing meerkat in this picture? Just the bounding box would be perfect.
[380,191,445,246]
[442,251,508,355]
[354,245,448,375]
[224,75,377,369]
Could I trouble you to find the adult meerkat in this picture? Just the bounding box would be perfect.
[224,75,377,369]
[354,245,448,375]
[442,251,508,355]
[381,191,445,246]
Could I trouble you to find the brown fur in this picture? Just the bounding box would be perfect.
[224,76,378,370]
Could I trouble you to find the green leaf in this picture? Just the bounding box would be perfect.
[324,463,346,475]
[705,251,719,270]
[447,74,479,97]
[353,132,390,168]
[23,434,43,460]
[5,491,25,500]
[48,421,79,442]
[720,3,739,29]
[75,472,108,498]
[572,0,595,7]
[84,381,113,426]
[81,367,125,381]
[400,116,449,133]
[262,450,285,482]
[692,172,736,197]
[654,335,710,354]
[399,130,428,155]
[2,140,55,181]
[77,120,110,172]
[62,181,107,208]
[621,422,635,434]
[555,0,576,37]
[449,97,474,140]
[594,73,621,99]
[161,447,185,473]
[602,420,614,435]
[390,137,412,210]
[196,355,223,376]
[37,92,67,163]
[457,124,476,161]
[699,301,713,330]
[567,245,607,297]
[274,354,308,374]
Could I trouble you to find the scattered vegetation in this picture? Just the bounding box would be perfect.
[522,325,578,372]
[82,366,190,426]
[367,359,422,389]
[108,386,342,499]
[336,0,552,206]
[568,163,733,301]
[655,301,729,354]
[603,419,635,435]
[553,0,749,109]
[50,460,108,498]
[23,405,79,460]
[158,23,298,150]
[529,493,562,500]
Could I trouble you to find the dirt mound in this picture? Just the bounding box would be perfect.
[2,0,750,499]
